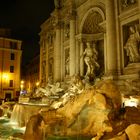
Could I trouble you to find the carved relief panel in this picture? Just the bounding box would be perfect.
[120,0,138,11]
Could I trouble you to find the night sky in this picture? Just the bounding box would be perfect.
[0,0,55,65]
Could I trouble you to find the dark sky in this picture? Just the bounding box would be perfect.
[0,0,54,65]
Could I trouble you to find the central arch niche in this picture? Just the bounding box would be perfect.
[80,7,105,78]
[82,11,103,34]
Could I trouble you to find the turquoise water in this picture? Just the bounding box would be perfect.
[0,117,91,140]
[0,117,25,140]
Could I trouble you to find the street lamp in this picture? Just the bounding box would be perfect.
[2,73,9,86]
[20,80,24,90]
[21,80,24,84]
[2,73,9,80]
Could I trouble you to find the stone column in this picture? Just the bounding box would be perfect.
[80,40,84,76]
[105,0,118,76]
[76,40,80,75]
[39,40,43,83]
[104,33,107,74]
[54,24,61,82]
[70,15,76,76]
[114,0,122,75]
[61,26,64,81]
[45,38,49,83]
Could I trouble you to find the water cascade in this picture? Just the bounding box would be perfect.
[10,103,48,127]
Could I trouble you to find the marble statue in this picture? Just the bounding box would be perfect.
[35,87,51,97]
[58,76,84,106]
[64,24,70,39]
[82,42,100,78]
[49,82,64,95]
[124,25,140,63]
[65,56,70,75]
[34,81,64,98]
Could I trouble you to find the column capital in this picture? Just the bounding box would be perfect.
[77,38,84,43]
[68,9,76,20]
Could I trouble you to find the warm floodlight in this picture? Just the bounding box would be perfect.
[36,82,39,86]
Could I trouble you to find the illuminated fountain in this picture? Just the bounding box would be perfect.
[22,77,140,140]
[0,75,140,140]
[20,77,122,140]
[0,102,25,140]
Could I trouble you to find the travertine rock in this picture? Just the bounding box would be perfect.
[24,79,123,138]
[24,114,45,140]
[56,79,121,136]
[95,79,122,110]
[0,107,4,117]
[125,124,140,140]
[93,93,107,109]
[108,133,127,140]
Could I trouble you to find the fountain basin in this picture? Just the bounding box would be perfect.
[10,103,48,127]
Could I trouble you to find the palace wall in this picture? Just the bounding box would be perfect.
[39,0,140,94]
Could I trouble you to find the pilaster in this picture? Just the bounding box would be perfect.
[105,0,118,76]
[80,40,84,76]
[75,40,80,75]
[54,22,62,82]
[69,14,76,76]
[61,25,64,81]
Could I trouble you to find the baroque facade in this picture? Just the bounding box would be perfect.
[39,0,140,91]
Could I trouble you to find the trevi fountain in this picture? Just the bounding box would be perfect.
[1,0,140,139]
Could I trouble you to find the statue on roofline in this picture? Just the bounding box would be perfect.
[54,0,62,9]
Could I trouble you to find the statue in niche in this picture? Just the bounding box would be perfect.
[82,42,100,79]
[124,25,140,63]
[64,24,70,39]
[49,58,53,76]
[65,56,70,75]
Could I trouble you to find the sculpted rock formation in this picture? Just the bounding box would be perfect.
[24,114,45,140]
[125,124,140,140]
[25,79,122,139]
[56,80,121,137]
[23,79,140,140]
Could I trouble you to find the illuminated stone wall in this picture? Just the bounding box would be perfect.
[40,0,140,91]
